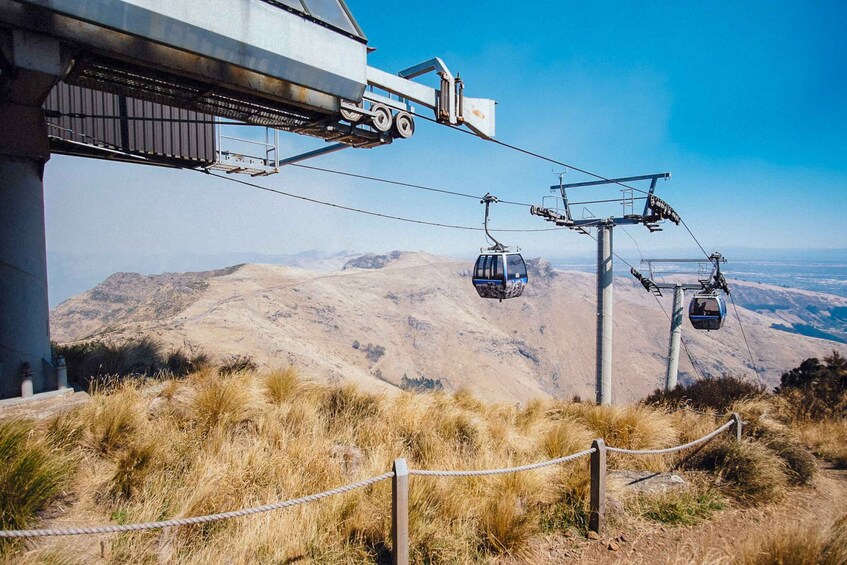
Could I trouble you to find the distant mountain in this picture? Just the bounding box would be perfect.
[50,252,847,404]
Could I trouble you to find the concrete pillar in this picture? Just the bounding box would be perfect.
[0,30,65,399]
[596,222,613,405]
[665,285,685,391]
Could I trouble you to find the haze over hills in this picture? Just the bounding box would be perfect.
[50,252,847,404]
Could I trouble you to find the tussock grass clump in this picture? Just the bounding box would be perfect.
[191,373,252,432]
[263,366,300,404]
[733,513,847,565]
[795,420,847,467]
[571,404,676,452]
[733,521,825,565]
[690,439,787,505]
[540,419,593,459]
[82,385,144,455]
[0,420,72,554]
[732,399,817,485]
[823,514,847,565]
[626,487,725,526]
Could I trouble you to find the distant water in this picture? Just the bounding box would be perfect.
[553,260,847,299]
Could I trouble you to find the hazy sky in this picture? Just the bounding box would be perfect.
[44,1,847,288]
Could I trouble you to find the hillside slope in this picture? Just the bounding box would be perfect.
[50,252,847,403]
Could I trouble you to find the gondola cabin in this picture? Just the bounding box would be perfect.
[688,293,727,330]
[472,252,528,301]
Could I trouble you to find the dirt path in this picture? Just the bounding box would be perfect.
[558,462,847,564]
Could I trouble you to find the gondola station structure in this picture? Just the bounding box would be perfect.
[0,0,498,400]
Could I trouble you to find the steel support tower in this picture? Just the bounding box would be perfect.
[632,254,728,390]
[531,173,676,404]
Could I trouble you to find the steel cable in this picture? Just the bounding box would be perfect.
[0,472,395,538]
[410,448,596,477]
[605,419,735,455]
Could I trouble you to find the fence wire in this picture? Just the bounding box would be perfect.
[605,419,735,455]
[0,472,395,538]
[410,448,596,477]
[0,418,737,539]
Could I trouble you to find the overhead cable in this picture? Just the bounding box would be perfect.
[200,170,564,234]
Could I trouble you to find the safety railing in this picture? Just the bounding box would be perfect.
[0,414,743,565]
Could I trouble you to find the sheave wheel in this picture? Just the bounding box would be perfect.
[370,103,393,133]
[340,102,364,123]
[392,111,415,138]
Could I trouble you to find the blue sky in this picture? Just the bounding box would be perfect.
[44,1,847,302]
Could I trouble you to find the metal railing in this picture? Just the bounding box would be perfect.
[0,414,743,565]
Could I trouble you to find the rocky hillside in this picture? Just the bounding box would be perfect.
[50,252,847,403]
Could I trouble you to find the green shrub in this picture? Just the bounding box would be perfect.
[54,337,162,387]
[775,352,847,421]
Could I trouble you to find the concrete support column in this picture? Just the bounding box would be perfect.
[596,222,613,405]
[665,285,685,391]
[0,149,54,398]
[0,29,65,399]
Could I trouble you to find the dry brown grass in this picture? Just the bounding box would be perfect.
[795,420,847,468]
[6,368,784,563]
[733,512,847,565]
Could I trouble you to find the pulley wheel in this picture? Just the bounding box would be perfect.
[392,111,415,138]
[370,103,393,133]
[340,101,364,123]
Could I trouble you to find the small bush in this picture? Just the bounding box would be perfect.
[399,374,443,392]
[218,355,257,376]
[165,345,209,376]
[85,391,143,455]
[644,375,766,412]
[761,434,817,486]
[775,352,847,421]
[0,420,71,554]
[363,344,385,363]
[540,419,592,459]
[55,337,163,387]
[541,468,591,534]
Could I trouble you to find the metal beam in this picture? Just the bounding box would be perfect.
[552,173,670,191]
[596,222,613,405]
[278,143,348,167]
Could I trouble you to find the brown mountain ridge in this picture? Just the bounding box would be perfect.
[50,252,847,404]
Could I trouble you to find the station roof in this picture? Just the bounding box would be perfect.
[266,0,366,42]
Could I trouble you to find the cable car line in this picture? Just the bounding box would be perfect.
[291,163,532,205]
[415,113,653,196]
[729,292,762,383]
[680,217,711,260]
[200,170,566,233]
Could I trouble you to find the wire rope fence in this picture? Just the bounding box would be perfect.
[0,415,743,565]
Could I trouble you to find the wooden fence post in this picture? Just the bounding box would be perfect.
[392,458,409,565]
[589,438,606,535]
[731,413,743,442]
